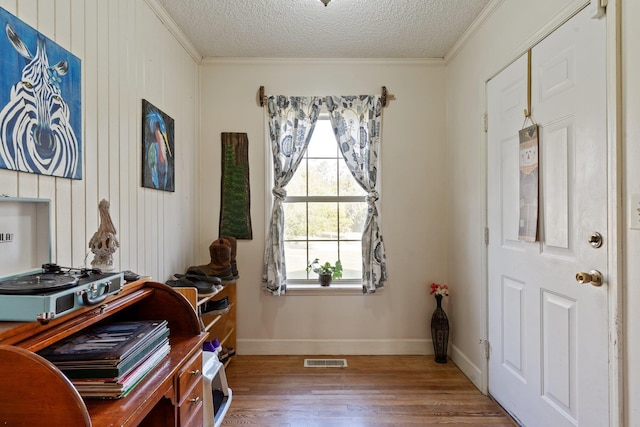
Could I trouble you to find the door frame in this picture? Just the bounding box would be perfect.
[479,0,622,425]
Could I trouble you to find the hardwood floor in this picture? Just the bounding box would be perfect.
[222,355,517,426]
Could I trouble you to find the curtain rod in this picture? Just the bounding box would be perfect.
[257,86,393,108]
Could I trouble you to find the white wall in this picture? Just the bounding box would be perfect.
[0,0,200,282]
[199,59,449,354]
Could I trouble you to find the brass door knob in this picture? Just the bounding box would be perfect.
[576,270,603,287]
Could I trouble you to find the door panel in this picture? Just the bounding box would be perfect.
[539,47,575,101]
[542,122,572,251]
[487,6,608,426]
[541,291,576,418]
[501,136,523,247]
[502,277,525,379]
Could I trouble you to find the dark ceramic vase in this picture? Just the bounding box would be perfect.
[319,274,332,287]
[431,294,449,363]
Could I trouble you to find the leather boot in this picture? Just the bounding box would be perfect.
[221,236,238,278]
[203,238,234,282]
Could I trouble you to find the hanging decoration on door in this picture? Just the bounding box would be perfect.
[518,123,539,242]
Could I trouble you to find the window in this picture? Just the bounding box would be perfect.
[283,118,367,283]
[263,94,386,295]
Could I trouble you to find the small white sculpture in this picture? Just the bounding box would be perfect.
[88,199,119,271]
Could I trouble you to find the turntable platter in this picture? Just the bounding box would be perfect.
[0,274,79,295]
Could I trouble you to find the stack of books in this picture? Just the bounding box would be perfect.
[38,320,170,399]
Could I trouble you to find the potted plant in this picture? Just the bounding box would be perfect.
[307,258,343,287]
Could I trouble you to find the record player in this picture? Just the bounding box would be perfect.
[0,197,124,324]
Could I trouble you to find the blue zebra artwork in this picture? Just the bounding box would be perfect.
[142,99,175,192]
[0,7,81,179]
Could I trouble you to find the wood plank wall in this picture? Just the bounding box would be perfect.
[0,0,201,282]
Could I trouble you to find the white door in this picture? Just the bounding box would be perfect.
[487,6,608,426]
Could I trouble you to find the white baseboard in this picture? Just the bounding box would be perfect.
[450,343,485,393]
[238,338,431,355]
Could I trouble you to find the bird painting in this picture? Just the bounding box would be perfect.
[142,99,174,191]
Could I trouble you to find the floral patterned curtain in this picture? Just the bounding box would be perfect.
[263,96,322,295]
[325,95,388,293]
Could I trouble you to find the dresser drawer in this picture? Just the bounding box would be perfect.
[178,376,203,427]
[178,350,203,403]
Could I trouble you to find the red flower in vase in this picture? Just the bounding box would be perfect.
[430,283,449,297]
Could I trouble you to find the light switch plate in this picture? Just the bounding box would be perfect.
[631,194,640,230]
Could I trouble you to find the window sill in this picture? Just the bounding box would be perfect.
[285,283,365,296]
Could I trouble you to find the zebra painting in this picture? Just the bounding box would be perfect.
[0,8,81,179]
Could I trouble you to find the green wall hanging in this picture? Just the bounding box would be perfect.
[219,132,252,239]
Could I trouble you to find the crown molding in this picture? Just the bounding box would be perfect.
[144,0,203,64]
[444,0,505,64]
[201,57,444,66]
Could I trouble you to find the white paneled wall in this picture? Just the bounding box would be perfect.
[0,0,200,282]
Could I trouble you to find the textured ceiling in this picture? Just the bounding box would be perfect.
[155,0,491,59]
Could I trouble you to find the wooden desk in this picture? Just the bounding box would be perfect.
[0,279,207,427]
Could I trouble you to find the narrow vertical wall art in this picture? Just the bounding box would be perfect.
[518,124,539,242]
[219,132,252,239]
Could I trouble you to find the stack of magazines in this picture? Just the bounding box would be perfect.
[38,320,170,399]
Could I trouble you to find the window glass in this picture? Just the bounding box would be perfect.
[308,202,338,240]
[287,166,306,197]
[338,202,367,240]
[339,162,366,196]
[283,203,306,240]
[306,121,338,158]
[307,159,337,197]
[283,119,365,282]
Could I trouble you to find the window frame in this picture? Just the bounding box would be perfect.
[275,115,366,290]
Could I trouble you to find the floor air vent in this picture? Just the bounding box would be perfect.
[304,358,348,368]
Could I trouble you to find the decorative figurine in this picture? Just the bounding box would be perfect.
[88,199,119,271]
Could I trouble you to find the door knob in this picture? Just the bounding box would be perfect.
[575,270,603,287]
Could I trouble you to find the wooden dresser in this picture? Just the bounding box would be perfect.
[0,279,208,427]
[200,281,236,362]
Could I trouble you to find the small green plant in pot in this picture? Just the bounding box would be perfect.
[307,258,343,287]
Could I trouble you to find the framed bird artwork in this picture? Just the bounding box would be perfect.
[141,99,175,192]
